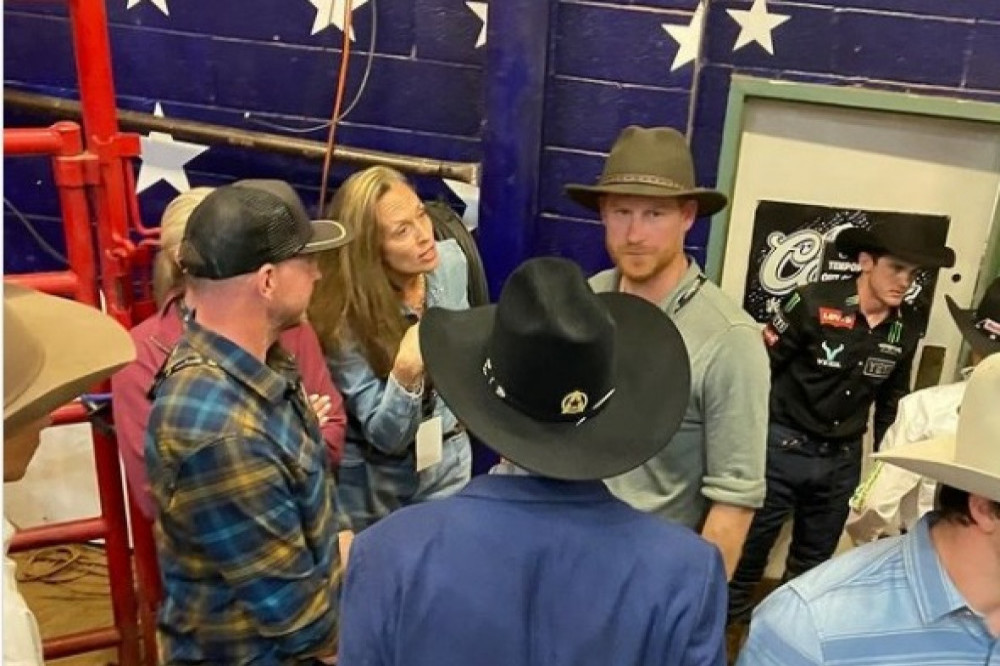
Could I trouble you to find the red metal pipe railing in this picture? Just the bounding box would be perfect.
[4,87,143,666]
[44,627,121,661]
[69,0,136,327]
[3,271,80,298]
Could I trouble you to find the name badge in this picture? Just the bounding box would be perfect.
[415,416,443,472]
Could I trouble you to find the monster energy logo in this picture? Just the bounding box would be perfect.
[893,322,903,342]
[850,460,884,510]
[784,292,801,313]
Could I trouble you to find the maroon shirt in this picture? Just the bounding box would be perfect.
[111,294,346,519]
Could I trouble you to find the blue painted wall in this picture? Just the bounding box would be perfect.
[5,0,1000,280]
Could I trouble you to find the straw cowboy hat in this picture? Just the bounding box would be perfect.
[4,284,135,433]
[420,257,691,480]
[946,276,1000,358]
[874,353,1000,502]
[564,126,728,217]
[835,213,956,269]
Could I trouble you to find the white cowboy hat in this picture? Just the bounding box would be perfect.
[874,353,1000,502]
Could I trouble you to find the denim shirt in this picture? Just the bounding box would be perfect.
[328,240,469,467]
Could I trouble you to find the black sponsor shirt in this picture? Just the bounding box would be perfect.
[763,279,919,444]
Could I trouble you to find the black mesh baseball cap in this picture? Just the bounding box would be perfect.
[178,179,351,279]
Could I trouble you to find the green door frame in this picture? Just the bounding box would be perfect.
[706,75,1000,297]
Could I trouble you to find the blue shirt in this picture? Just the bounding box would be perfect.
[329,239,472,529]
[339,474,727,666]
[147,319,340,664]
[737,515,1000,665]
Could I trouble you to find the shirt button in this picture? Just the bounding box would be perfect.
[845,389,852,396]
[857,362,863,367]
[833,420,840,426]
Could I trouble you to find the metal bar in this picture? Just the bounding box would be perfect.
[90,413,142,666]
[51,402,90,426]
[62,2,141,662]
[4,272,80,297]
[6,88,481,185]
[4,127,67,155]
[478,0,551,298]
[43,627,121,661]
[9,517,106,552]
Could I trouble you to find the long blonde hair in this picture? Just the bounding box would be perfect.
[151,187,215,307]
[309,166,411,378]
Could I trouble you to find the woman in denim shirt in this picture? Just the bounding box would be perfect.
[310,166,472,530]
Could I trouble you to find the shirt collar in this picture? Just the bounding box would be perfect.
[841,279,904,323]
[904,514,969,624]
[182,317,297,405]
[610,256,704,313]
[459,474,615,504]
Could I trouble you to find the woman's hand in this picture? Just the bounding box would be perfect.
[391,323,424,392]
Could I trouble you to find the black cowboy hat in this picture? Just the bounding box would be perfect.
[946,276,1000,358]
[420,257,691,480]
[564,126,728,218]
[835,212,955,269]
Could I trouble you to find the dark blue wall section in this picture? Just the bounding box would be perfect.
[4,0,1000,281]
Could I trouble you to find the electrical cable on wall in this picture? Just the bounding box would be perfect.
[318,0,358,214]
[245,0,378,134]
[4,197,68,265]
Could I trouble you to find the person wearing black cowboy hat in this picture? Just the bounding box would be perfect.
[728,213,956,625]
[565,125,770,580]
[338,258,729,666]
[847,275,1000,543]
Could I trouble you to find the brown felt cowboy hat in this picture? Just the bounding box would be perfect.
[420,257,691,480]
[834,212,956,269]
[946,276,1000,358]
[4,284,135,433]
[875,353,1000,502]
[565,126,728,217]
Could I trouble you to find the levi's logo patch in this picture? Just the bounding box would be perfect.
[819,307,855,329]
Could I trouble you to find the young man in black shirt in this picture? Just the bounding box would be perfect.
[728,216,955,624]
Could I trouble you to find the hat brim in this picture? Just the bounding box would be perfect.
[873,435,1000,503]
[3,284,135,431]
[421,294,691,480]
[564,183,728,218]
[946,295,1000,358]
[300,219,352,253]
[835,228,956,269]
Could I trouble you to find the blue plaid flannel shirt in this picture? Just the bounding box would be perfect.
[146,318,340,665]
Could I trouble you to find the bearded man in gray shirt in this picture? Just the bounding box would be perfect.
[566,126,769,578]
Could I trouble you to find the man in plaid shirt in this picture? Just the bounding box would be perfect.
[146,181,352,664]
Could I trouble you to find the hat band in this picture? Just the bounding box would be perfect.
[482,357,615,425]
[976,317,1000,339]
[599,173,687,191]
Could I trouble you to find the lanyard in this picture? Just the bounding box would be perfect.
[673,274,708,316]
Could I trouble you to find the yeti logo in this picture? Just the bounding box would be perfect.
[817,341,845,368]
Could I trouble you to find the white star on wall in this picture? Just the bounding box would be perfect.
[308,0,371,39]
[662,2,705,72]
[466,2,488,49]
[135,103,209,195]
[726,0,791,55]
[443,179,480,230]
[126,0,169,16]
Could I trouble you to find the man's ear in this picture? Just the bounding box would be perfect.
[968,494,1000,533]
[256,263,278,300]
[681,198,698,233]
[857,251,875,272]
